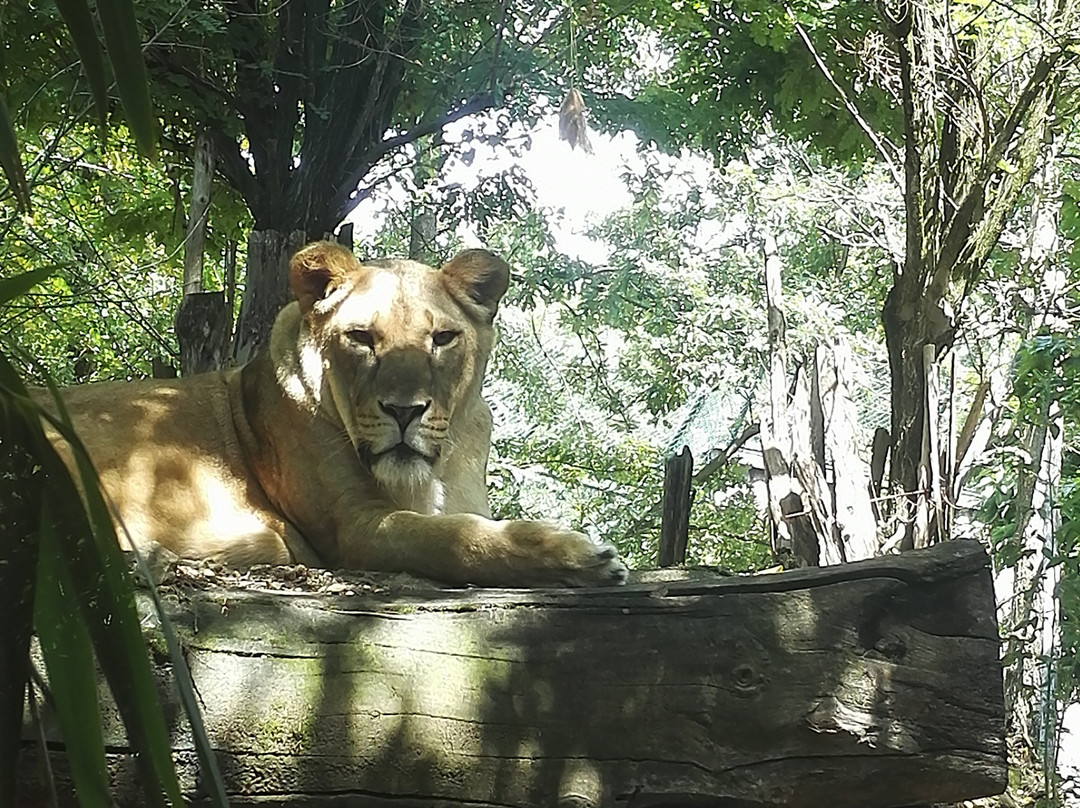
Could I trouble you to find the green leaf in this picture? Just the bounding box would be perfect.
[34,495,112,808]
[38,385,228,807]
[95,0,158,159]
[53,0,111,137]
[35,406,183,808]
[0,405,41,807]
[0,95,31,211]
[0,267,54,307]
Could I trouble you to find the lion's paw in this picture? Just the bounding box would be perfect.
[503,520,629,587]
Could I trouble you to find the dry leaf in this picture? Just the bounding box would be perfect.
[558,87,593,154]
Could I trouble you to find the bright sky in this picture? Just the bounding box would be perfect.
[498,120,635,220]
[347,116,640,262]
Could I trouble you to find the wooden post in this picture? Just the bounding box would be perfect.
[915,344,942,548]
[869,426,890,517]
[19,541,1007,808]
[175,292,231,375]
[945,352,957,539]
[658,445,693,567]
[335,222,354,251]
[182,130,214,296]
[810,346,826,471]
[176,130,227,376]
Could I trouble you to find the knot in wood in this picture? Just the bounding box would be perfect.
[874,635,907,661]
[731,662,764,696]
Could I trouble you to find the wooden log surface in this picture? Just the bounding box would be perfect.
[20,540,1005,808]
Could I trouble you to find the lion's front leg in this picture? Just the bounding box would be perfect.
[342,511,629,588]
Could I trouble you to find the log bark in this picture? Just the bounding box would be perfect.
[19,541,1005,808]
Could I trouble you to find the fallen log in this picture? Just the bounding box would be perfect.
[20,539,1005,808]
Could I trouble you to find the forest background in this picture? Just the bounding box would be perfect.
[1,0,1078,804]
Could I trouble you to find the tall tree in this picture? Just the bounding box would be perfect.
[873,1,1077,546]
[591,0,1080,547]
[134,0,637,360]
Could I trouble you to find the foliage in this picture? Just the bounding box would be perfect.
[0,6,228,806]
[72,0,657,234]
[969,328,1079,804]
[962,137,1080,798]
[1015,332,1080,694]
[0,107,250,382]
[0,0,156,209]
[588,0,895,162]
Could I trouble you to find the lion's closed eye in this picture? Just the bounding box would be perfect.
[432,330,459,348]
[346,329,376,349]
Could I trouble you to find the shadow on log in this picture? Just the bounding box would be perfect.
[19,540,1005,808]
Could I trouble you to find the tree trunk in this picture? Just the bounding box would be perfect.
[879,2,1067,549]
[882,274,950,549]
[408,210,437,264]
[820,342,878,561]
[232,229,306,364]
[760,232,850,567]
[20,541,1006,808]
[761,232,820,568]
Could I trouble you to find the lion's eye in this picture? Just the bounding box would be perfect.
[432,330,460,348]
[347,329,375,350]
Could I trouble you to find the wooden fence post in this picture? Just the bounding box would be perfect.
[658,446,693,567]
[915,343,943,548]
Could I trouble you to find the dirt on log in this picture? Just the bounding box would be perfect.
[19,540,1005,808]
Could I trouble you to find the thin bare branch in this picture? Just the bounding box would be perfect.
[786,8,904,190]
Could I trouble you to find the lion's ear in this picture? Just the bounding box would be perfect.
[289,241,358,312]
[441,249,510,321]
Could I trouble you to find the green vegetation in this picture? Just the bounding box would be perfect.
[2,0,1080,804]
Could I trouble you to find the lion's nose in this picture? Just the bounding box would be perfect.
[379,401,429,432]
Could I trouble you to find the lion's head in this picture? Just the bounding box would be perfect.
[278,241,508,501]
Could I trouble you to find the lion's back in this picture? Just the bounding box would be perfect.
[39,372,295,565]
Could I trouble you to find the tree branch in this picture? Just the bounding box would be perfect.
[787,9,903,191]
[330,92,496,225]
[208,131,260,221]
[932,46,1069,293]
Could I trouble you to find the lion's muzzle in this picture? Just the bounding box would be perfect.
[359,399,442,479]
[379,400,429,432]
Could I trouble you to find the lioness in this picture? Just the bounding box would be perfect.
[48,242,627,587]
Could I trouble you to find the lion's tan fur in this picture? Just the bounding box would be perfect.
[44,242,627,587]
